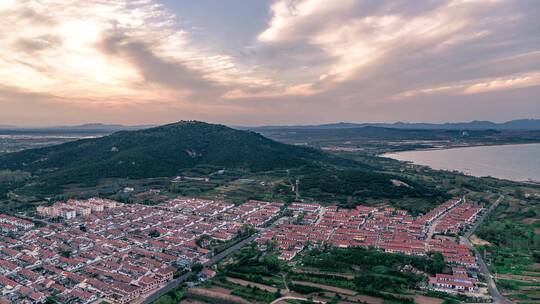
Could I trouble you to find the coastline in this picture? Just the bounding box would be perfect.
[381,141,540,155]
[381,142,540,184]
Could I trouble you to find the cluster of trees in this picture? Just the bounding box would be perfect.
[296,167,447,212]
[302,247,446,294]
[223,244,285,277]
[230,284,280,303]
[303,247,445,275]
[154,288,186,304]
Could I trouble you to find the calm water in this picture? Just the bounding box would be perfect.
[383,143,540,182]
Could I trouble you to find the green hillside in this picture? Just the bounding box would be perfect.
[0,121,445,211]
[0,121,346,180]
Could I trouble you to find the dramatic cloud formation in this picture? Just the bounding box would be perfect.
[0,0,538,125]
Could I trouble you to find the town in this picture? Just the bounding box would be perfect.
[1,198,281,304]
[257,198,484,295]
[0,196,487,304]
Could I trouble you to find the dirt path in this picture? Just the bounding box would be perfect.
[281,274,290,293]
[292,280,357,296]
[186,287,251,304]
[271,296,326,304]
[414,295,444,304]
[293,268,356,279]
[226,277,278,293]
[337,294,384,304]
[470,234,491,246]
[497,274,540,283]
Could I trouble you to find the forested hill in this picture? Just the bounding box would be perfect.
[0,121,446,212]
[0,121,350,182]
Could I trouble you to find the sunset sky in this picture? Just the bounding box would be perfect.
[1,0,539,126]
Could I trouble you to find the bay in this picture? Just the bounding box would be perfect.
[383,143,540,182]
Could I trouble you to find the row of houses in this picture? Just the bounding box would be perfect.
[257,198,483,291]
[0,197,283,303]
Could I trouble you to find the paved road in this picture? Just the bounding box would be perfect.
[424,197,463,252]
[427,197,463,238]
[141,232,260,304]
[16,214,54,227]
[464,195,502,239]
[461,195,512,304]
[141,217,294,304]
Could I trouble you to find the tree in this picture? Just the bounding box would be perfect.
[148,230,160,238]
[191,262,203,273]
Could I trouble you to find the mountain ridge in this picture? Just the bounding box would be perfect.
[241,119,540,131]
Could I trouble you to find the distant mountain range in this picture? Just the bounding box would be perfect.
[2,119,539,134]
[0,123,153,134]
[246,119,540,131]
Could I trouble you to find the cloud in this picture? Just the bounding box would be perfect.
[0,0,538,125]
[14,35,62,53]
[0,0,274,106]
[99,31,222,99]
[392,71,540,99]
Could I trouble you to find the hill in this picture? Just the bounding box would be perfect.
[0,121,448,213]
[0,121,376,197]
[0,121,345,182]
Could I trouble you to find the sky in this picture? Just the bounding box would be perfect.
[0,0,539,126]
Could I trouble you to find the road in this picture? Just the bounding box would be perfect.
[424,196,463,251]
[461,195,512,304]
[16,214,54,227]
[141,232,260,304]
[141,216,291,304]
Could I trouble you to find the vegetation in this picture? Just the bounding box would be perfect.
[257,125,540,153]
[0,121,350,193]
[0,121,451,215]
[154,287,186,304]
[206,245,447,303]
[221,244,287,278]
[297,167,447,211]
[148,229,161,238]
[230,284,279,303]
[476,199,540,274]
[288,283,322,294]
[300,247,445,294]
[471,187,540,303]
[303,246,445,274]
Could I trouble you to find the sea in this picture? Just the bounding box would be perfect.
[382,143,540,182]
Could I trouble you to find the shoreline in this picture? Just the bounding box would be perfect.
[380,142,540,184]
[381,141,540,156]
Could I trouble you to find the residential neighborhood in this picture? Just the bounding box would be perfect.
[0,195,489,303]
[0,198,282,303]
[256,198,486,296]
